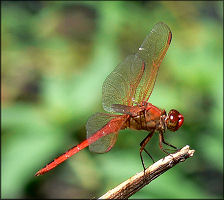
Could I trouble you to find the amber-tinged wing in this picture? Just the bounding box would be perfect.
[86,113,128,153]
[102,55,144,113]
[135,22,172,102]
[102,22,172,113]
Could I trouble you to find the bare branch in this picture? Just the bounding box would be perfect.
[99,145,195,199]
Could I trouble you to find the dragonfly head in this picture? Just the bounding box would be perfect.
[166,109,184,132]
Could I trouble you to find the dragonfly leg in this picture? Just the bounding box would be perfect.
[159,133,177,155]
[140,131,155,173]
[143,148,155,163]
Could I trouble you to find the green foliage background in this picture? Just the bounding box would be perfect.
[2,1,223,199]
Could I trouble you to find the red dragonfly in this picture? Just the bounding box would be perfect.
[35,22,184,176]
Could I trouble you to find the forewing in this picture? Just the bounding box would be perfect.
[135,22,172,102]
[102,22,172,113]
[102,55,144,113]
[86,113,128,153]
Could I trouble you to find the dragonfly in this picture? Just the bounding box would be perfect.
[35,22,184,176]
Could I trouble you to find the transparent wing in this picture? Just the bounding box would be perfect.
[135,22,172,102]
[102,22,172,112]
[102,55,144,113]
[86,113,128,153]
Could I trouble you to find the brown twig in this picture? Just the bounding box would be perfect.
[99,145,195,199]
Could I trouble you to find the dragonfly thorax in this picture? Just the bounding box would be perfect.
[124,103,167,132]
[123,103,184,134]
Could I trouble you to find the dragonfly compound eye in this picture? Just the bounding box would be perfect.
[166,109,184,132]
